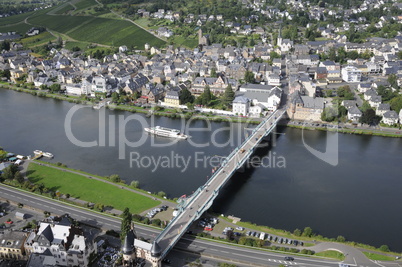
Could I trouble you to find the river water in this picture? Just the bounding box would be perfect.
[1,89,401,251]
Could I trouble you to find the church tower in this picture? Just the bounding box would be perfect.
[277,26,282,47]
[121,223,137,266]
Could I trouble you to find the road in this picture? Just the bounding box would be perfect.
[0,184,399,267]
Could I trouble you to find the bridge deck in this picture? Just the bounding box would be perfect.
[155,109,287,258]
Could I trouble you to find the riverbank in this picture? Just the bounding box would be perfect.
[284,122,402,138]
[1,149,401,261]
[1,84,261,124]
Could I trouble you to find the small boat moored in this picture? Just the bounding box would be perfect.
[43,152,54,158]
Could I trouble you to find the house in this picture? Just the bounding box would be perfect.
[267,74,281,86]
[368,95,382,109]
[342,100,357,109]
[288,91,325,121]
[315,67,328,80]
[376,103,390,116]
[0,230,28,260]
[347,106,362,122]
[357,83,371,93]
[266,87,282,111]
[191,75,236,96]
[24,214,97,266]
[142,83,164,104]
[382,110,399,125]
[164,89,181,107]
[232,95,250,116]
[399,109,402,123]
[249,103,265,117]
[364,89,378,101]
[341,65,361,83]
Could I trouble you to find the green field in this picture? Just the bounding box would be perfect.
[0,23,31,35]
[315,250,345,260]
[172,35,198,48]
[64,41,88,51]
[362,252,397,261]
[0,11,36,26]
[67,17,166,48]
[27,163,160,214]
[28,14,94,34]
[74,0,98,11]
[27,13,165,48]
[20,31,56,47]
[53,3,76,15]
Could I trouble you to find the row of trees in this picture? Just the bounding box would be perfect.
[194,84,235,109]
[0,164,24,184]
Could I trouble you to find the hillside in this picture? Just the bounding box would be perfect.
[0,0,166,50]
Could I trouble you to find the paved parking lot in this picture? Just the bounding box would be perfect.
[0,201,45,231]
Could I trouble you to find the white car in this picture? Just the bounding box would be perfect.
[235,226,244,231]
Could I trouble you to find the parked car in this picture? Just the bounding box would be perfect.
[204,226,213,231]
[235,226,244,231]
[5,220,13,224]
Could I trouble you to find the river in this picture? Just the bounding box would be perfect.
[1,88,401,251]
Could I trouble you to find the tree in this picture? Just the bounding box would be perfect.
[157,191,166,198]
[336,235,346,242]
[197,85,212,106]
[130,180,140,188]
[222,84,235,106]
[293,228,302,236]
[210,68,217,78]
[56,36,63,48]
[108,174,121,183]
[321,107,337,122]
[179,88,194,104]
[360,101,371,113]
[14,171,24,184]
[120,207,132,240]
[389,96,402,113]
[0,40,10,51]
[387,74,398,89]
[111,92,120,103]
[336,85,354,100]
[360,108,381,125]
[379,245,390,252]
[1,165,18,180]
[302,227,313,237]
[50,83,61,93]
[244,71,255,83]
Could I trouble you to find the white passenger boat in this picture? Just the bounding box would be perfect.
[144,126,188,139]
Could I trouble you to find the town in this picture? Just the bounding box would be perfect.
[1,0,402,266]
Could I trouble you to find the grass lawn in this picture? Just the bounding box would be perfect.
[172,35,198,48]
[315,250,345,260]
[27,163,160,214]
[64,41,89,51]
[362,252,397,261]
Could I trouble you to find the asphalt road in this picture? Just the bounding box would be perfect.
[0,184,398,267]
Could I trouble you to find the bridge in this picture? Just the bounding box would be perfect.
[149,108,288,262]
